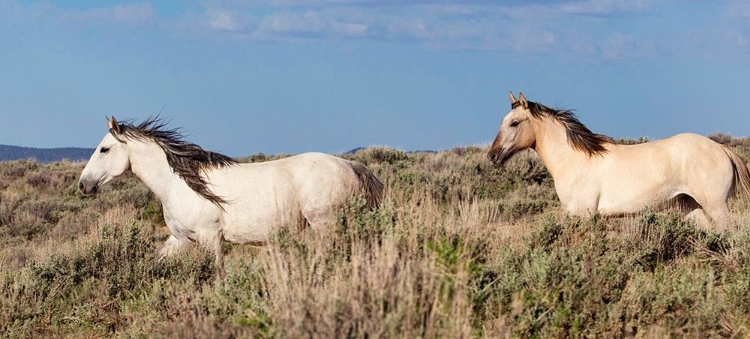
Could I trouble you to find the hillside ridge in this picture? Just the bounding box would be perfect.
[0,144,94,163]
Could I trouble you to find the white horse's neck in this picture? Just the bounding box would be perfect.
[532,117,593,179]
[126,139,193,207]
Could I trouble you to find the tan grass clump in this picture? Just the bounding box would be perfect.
[1,140,750,337]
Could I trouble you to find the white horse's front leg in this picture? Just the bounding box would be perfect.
[158,234,193,259]
[196,229,225,277]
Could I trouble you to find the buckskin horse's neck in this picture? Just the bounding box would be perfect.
[532,117,593,180]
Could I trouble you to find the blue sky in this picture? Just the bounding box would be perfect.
[1,0,749,156]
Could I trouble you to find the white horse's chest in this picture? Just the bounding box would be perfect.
[162,199,222,241]
[163,207,193,240]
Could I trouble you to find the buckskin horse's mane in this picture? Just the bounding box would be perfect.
[516,100,614,156]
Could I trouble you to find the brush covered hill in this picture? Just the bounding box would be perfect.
[0,144,93,163]
[1,138,750,337]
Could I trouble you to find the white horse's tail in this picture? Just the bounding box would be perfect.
[722,145,750,201]
[348,162,385,209]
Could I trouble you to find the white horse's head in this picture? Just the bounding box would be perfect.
[78,117,131,195]
[487,91,536,165]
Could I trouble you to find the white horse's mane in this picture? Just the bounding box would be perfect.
[113,117,238,207]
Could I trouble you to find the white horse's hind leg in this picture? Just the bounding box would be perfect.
[302,206,338,236]
[299,195,340,232]
[306,213,337,232]
[158,234,193,259]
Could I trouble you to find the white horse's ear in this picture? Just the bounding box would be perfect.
[509,91,518,105]
[108,116,121,135]
[519,92,528,109]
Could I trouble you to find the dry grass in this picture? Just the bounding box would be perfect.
[1,140,750,338]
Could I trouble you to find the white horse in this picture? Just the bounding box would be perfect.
[488,92,750,229]
[79,117,384,272]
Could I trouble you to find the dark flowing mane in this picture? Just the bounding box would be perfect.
[525,101,614,156]
[113,117,238,207]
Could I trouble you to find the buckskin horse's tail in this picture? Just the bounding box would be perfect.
[722,145,750,201]
[348,161,385,209]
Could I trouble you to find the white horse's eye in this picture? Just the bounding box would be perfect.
[100,147,110,154]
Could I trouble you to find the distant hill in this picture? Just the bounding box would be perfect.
[0,145,94,163]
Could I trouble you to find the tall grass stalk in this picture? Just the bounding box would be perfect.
[1,140,749,337]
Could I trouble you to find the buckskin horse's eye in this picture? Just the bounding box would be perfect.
[510,121,520,127]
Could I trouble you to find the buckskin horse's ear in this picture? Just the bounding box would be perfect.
[108,116,121,135]
[509,91,517,105]
[518,92,528,109]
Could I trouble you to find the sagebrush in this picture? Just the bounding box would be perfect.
[1,140,750,338]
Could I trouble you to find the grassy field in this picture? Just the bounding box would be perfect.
[2,138,750,338]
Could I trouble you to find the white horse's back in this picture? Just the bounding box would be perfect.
[211,152,383,243]
[78,118,384,274]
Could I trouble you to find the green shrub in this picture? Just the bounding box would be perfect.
[344,147,410,166]
[3,139,750,337]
